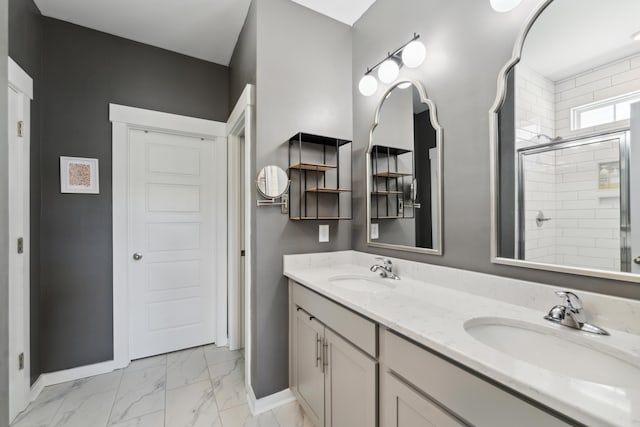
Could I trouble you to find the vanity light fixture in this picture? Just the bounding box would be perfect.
[358,33,426,96]
[378,59,400,83]
[490,0,522,12]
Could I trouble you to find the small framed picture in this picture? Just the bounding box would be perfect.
[60,156,100,194]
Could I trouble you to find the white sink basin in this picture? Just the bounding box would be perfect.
[329,274,397,293]
[465,317,640,387]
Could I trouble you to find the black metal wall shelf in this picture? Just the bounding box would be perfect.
[371,145,414,220]
[288,132,352,220]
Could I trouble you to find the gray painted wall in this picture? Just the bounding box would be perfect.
[38,18,230,372]
[253,0,353,397]
[9,0,43,383]
[229,0,256,110]
[1,0,10,423]
[352,0,640,300]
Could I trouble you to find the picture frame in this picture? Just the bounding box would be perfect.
[60,156,100,194]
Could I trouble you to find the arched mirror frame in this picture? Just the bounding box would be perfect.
[366,79,444,255]
[489,0,640,283]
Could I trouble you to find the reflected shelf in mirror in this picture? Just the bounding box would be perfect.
[366,79,443,255]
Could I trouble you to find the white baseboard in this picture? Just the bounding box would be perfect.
[29,375,45,402]
[247,386,297,416]
[29,359,127,402]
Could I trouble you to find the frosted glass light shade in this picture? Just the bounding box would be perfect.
[401,41,426,68]
[359,75,378,96]
[633,30,640,41]
[378,59,400,84]
[490,0,522,12]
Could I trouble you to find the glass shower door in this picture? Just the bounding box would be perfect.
[518,133,629,272]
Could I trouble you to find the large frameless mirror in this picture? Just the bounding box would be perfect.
[490,0,640,282]
[367,80,443,255]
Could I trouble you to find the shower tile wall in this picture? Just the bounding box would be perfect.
[554,140,621,271]
[555,52,640,138]
[515,59,630,270]
[515,65,557,263]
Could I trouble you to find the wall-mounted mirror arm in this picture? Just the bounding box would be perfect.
[256,165,290,214]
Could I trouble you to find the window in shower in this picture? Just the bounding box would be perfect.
[571,91,640,131]
[517,132,630,272]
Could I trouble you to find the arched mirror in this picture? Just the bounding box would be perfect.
[491,0,640,282]
[367,80,443,254]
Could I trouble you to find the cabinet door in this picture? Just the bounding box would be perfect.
[324,328,377,427]
[381,371,466,427]
[293,308,325,427]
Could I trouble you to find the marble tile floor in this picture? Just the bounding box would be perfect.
[12,345,314,427]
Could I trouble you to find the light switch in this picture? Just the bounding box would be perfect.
[371,223,379,240]
[319,225,329,243]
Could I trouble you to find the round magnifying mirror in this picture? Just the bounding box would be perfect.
[256,165,290,199]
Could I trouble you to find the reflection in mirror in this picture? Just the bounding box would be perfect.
[493,0,640,279]
[256,165,290,199]
[367,80,443,254]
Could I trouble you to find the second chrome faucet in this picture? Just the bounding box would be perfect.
[544,291,609,336]
[370,257,400,280]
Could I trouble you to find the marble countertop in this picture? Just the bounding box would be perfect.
[283,253,640,427]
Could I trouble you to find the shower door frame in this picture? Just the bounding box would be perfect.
[517,129,631,271]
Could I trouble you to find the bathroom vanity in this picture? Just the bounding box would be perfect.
[284,251,640,427]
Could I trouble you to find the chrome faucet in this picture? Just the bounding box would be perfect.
[370,257,400,280]
[544,291,609,335]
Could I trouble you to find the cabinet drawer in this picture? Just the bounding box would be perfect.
[292,280,377,358]
[381,329,572,427]
[381,370,465,427]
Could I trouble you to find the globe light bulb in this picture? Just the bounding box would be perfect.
[401,41,426,68]
[490,0,522,12]
[359,74,378,96]
[378,59,400,84]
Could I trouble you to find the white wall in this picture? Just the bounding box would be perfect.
[515,65,557,263]
[514,52,639,271]
[555,52,640,138]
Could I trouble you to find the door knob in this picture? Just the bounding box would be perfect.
[634,256,640,265]
[133,252,143,261]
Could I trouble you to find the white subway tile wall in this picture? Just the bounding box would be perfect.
[555,53,640,137]
[513,52,639,270]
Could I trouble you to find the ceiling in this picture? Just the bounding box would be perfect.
[34,0,252,65]
[290,0,376,26]
[521,0,640,81]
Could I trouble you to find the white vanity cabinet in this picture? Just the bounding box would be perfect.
[289,280,577,427]
[380,329,573,427]
[290,281,377,427]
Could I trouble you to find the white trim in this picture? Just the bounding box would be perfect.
[8,58,33,100]
[41,360,121,387]
[29,375,45,403]
[8,57,32,423]
[247,386,296,416]
[111,104,228,368]
[226,85,255,390]
[28,359,122,404]
[109,104,225,137]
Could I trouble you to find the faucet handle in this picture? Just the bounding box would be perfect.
[375,257,392,267]
[555,291,583,311]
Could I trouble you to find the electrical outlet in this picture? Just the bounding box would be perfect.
[371,223,379,240]
[319,225,329,243]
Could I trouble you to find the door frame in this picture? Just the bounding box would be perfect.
[110,104,227,367]
[226,85,255,388]
[8,57,33,422]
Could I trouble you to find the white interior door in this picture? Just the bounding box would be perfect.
[129,129,223,359]
[631,102,640,274]
[8,84,30,421]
